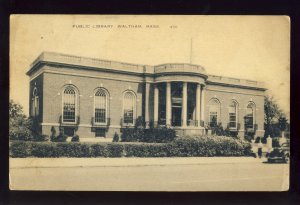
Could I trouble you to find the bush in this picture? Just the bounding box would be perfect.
[244,131,255,142]
[33,134,49,142]
[124,143,169,157]
[71,135,80,142]
[9,120,33,141]
[10,141,32,157]
[121,126,176,143]
[9,100,33,141]
[31,142,58,157]
[51,134,68,142]
[10,137,252,158]
[56,143,91,157]
[211,123,225,136]
[90,144,108,157]
[106,143,124,157]
[51,127,68,142]
[112,132,119,142]
[173,136,251,157]
[121,128,140,142]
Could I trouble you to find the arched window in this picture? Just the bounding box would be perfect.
[245,102,255,129]
[123,91,136,124]
[63,86,77,123]
[31,87,39,117]
[229,100,238,129]
[94,88,109,124]
[208,98,220,127]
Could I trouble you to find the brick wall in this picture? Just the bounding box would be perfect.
[41,66,145,137]
[205,84,265,135]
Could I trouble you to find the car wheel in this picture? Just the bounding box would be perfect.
[268,158,273,163]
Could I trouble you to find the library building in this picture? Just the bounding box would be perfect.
[27,52,266,140]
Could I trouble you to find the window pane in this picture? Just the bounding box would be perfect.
[229,102,237,128]
[245,104,254,128]
[229,113,236,128]
[209,99,220,127]
[123,92,135,124]
[95,89,107,123]
[209,112,218,127]
[63,87,76,122]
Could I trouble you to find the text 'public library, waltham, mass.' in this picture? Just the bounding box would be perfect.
[27,52,266,140]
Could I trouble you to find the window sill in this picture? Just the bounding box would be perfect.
[92,123,108,127]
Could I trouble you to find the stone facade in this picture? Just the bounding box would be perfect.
[27,52,266,140]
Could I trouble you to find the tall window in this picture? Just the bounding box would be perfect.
[245,102,255,129]
[209,98,220,127]
[31,87,39,117]
[123,91,136,124]
[63,86,77,123]
[229,100,238,129]
[94,88,108,124]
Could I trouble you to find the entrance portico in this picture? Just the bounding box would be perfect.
[153,81,205,133]
[152,63,208,135]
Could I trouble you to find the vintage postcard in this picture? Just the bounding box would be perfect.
[9,15,290,191]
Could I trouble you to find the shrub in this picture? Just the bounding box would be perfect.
[121,128,139,142]
[31,142,58,157]
[139,127,177,143]
[9,119,33,141]
[240,140,252,156]
[121,118,176,143]
[112,132,119,142]
[124,143,169,157]
[244,131,255,142]
[106,143,124,157]
[10,141,32,157]
[9,100,33,141]
[172,135,251,157]
[33,134,49,142]
[90,143,108,157]
[71,135,80,142]
[10,137,252,158]
[51,127,68,142]
[51,134,68,142]
[56,143,90,157]
[211,123,224,136]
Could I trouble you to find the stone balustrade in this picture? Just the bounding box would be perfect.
[208,75,265,89]
[31,52,145,73]
[154,63,206,75]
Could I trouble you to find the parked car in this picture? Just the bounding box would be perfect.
[266,143,290,163]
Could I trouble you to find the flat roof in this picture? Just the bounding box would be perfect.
[27,51,266,90]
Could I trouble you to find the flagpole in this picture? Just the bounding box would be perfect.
[190,38,193,64]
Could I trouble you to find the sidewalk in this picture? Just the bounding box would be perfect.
[10,157,266,169]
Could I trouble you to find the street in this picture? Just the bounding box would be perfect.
[9,158,289,191]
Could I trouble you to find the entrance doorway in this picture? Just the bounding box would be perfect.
[172,107,182,127]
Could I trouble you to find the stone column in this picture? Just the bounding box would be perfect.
[154,84,159,126]
[181,82,187,127]
[144,82,150,126]
[200,85,205,126]
[196,83,201,127]
[166,82,172,126]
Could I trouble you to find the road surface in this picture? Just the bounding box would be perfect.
[10,158,289,191]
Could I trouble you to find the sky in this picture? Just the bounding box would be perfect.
[10,15,290,118]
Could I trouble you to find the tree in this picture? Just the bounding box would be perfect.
[264,96,283,127]
[264,95,286,138]
[278,116,288,138]
[9,100,33,141]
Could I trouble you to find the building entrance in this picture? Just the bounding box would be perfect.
[172,107,182,127]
